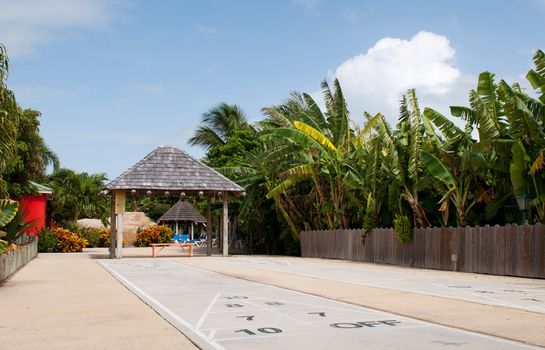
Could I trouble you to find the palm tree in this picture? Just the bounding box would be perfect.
[189,103,252,150]
[48,169,109,224]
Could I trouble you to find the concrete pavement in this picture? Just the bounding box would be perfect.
[0,252,197,350]
[1,248,544,348]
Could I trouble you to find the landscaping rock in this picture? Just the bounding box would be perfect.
[77,218,106,229]
[77,212,156,246]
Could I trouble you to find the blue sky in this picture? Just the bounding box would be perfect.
[1,0,544,179]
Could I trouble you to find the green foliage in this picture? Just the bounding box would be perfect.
[37,227,58,253]
[0,43,58,198]
[0,199,18,226]
[2,205,37,244]
[47,169,109,224]
[394,215,412,244]
[129,196,178,222]
[74,227,101,248]
[135,225,173,247]
[188,48,545,255]
[203,130,260,168]
[189,103,253,150]
[363,195,376,235]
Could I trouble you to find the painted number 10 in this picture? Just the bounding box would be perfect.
[235,327,283,336]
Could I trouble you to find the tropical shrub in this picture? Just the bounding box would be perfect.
[96,229,112,247]
[135,225,173,247]
[37,227,88,253]
[37,227,58,253]
[394,215,412,244]
[75,227,101,247]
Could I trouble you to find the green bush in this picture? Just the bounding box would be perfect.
[135,225,173,247]
[394,214,412,244]
[76,227,101,248]
[38,227,58,253]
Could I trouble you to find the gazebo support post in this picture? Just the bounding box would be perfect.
[116,214,123,258]
[175,221,179,235]
[190,222,194,240]
[206,196,212,256]
[109,195,116,259]
[222,193,229,256]
[114,190,125,259]
[218,216,222,250]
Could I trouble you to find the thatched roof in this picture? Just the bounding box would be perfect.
[105,146,244,195]
[158,200,206,223]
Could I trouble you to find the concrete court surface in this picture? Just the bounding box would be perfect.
[100,258,544,350]
[0,253,197,350]
[219,256,545,313]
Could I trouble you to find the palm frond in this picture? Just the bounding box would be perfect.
[423,108,465,143]
[293,121,336,151]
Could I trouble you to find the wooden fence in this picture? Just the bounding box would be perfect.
[300,224,545,278]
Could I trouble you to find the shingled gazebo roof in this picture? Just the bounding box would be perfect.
[105,146,245,195]
[158,200,206,223]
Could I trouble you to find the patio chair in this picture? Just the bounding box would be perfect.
[173,233,206,247]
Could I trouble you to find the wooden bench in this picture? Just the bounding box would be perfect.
[150,242,194,258]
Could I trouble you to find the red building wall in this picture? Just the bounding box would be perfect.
[20,194,47,235]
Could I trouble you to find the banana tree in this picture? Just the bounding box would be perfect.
[263,79,360,229]
[421,149,488,226]
[451,72,507,143]
[366,89,432,227]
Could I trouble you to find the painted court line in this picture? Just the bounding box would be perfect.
[196,292,221,329]
[99,261,226,350]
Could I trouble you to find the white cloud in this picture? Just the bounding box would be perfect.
[320,31,473,125]
[0,0,127,56]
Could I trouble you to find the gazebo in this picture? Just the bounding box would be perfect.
[104,145,245,258]
[158,200,206,238]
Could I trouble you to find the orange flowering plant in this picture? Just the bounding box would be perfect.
[135,225,173,247]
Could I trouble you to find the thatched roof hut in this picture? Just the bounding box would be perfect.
[105,145,244,195]
[104,145,244,258]
[159,200,206,223]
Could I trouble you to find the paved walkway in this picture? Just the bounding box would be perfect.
[0,252,197,350]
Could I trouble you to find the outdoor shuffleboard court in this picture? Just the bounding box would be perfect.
[222,257,545,314]
[99,259,541,350]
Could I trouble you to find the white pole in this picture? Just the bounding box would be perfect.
[116,213,123,259]
[222,193,228,256]
[175,221,179,234]
[190,222,194,240]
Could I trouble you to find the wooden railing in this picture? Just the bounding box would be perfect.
[300,224,545,278]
